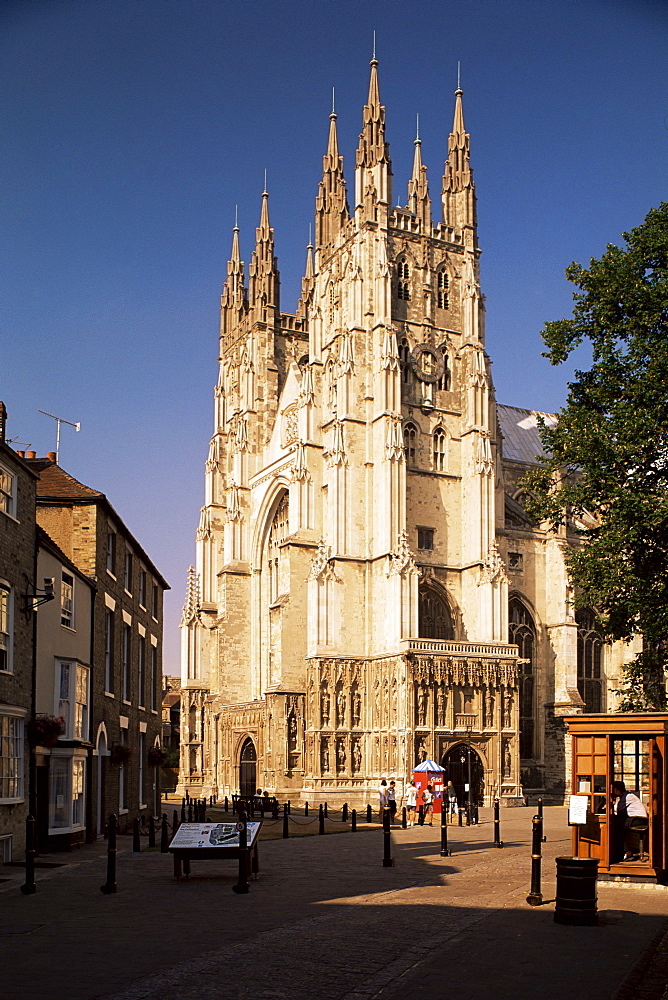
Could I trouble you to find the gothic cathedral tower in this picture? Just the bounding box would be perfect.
[179,59,528,806]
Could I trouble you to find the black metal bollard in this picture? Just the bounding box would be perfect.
[342,802,348,822]
[224,795,229,813]
[148,815,156,848]
[493,798,503,848]
[173,809,179,833]
[319,803,325,835]
[181,803,186,823]
[188,804,193,823]
[133,817,141,852]
[161,814,169,852]
[418,804,424,826]
[323,801,328,818]
[201,800,207,822]
[287,799,291,815]
[273,799,279,820]
[283,803,289,839]
[232,814,249,894]
[185,790,190,803]
[351,808,357,832]
[382,808,394,867]
[402,806,407,829]
[210,795,213,807]
[20,814,37,895]
[458,806,463,827]
[527,814,543,905]
[538,797,547,841]
[100,814,117,894]
[366,804,372,824]
[440,803,451,857]
[182,796,186,808]
[305,802,309,816]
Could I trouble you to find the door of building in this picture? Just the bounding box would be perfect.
[239,738,257,798]
[441,744,484,807]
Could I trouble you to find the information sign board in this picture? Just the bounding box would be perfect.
[170,822,261,850]
[568,794,589,825]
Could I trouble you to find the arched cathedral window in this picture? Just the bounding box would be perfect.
[397,257,410,301]
[509,598,536,759]
[268,493,289,603]
[433,428,447,472]
[437,268,449,309]
[576,609,604,712]
[435,345,450,391]
[403,422,417,464]
[419,586,454,640]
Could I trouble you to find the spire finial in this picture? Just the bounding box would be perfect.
[456,61,462,95]
[263,169,268,195]
[234,204,239,231]
[372,30,376,61]
[415,113,421,145]
[308,222,313,249]
[331,87,336,117]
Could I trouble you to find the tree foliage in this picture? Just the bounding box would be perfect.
[524,203,668,710]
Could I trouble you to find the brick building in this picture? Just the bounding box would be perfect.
[25,456,169,835]
[0,403,38,861]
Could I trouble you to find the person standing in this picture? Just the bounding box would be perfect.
[387,780,397,824]
[446,780,458,822]
[405,780,418,827]
[423,784,434,825]
[378,778,388,817]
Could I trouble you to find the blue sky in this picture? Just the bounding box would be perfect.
[2,0,667,674]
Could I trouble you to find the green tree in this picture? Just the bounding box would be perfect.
[524,203,668,710]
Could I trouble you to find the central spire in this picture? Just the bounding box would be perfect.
[407,115,431,230]
[442,77,476,240]
[315,94,349,249]
[355,53,392,223]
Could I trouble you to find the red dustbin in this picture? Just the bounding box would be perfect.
[413,759,445,814]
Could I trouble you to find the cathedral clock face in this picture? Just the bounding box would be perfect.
[409,344,445,384]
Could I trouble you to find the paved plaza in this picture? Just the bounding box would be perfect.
[1,806,667,1000]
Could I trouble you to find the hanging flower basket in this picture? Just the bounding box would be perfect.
[147,746,167,767]
[110,743,134,766]
[27,714,65,747]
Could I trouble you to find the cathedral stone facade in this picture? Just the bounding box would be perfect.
[179,60,633,807]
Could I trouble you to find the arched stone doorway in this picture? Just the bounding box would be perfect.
[239,738,257,798]
[441,743,484,808]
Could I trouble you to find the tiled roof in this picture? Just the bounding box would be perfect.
[26,459,103,500]
[497,404,557,466]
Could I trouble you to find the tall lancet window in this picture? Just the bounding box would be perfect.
[418,585,454,640]
[433,428,447,472]
[267,493,290,603]
[397,258,410,301]
[576,609,603,712]
[437,268,449,309]
[403,423,417,464]
[399,338,411,384]
[509,598,536,759]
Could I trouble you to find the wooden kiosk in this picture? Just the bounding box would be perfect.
[565,713,668,883]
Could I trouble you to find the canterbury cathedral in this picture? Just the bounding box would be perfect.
[179,59,634,807]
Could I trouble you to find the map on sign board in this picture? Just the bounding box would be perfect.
[568,794,589,825]
[170,822,262,850]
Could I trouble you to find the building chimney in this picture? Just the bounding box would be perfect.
[0,401,6,444]
[47,452,57,463]
[27,450,36,459]
[17,450,25,458]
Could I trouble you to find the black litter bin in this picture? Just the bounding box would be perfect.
[554,856,599,925]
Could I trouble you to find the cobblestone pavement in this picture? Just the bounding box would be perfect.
[1,807,666,1000]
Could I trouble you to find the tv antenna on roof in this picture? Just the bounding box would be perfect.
[38,409,80,464]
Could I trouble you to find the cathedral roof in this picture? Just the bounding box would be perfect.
[497,404,557,466]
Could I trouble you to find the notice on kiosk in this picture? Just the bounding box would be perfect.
[568,795,588,825]
[170,822,261,849]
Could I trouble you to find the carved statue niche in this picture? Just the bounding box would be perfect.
[374,681,381,724]
[352,738,362,773]
[415,735,428,764]
[485,687,495,728]
[321,737,330,773]
[288,711,298,752]
[391,678,398,728]
[416,683,428,727]
[336,738,346,772]
[503,690,513,729]
[336,684,347,729]
[436,685,446,727]
[351,685,361,727]
[321,683,331,727]
[503,737,512,778]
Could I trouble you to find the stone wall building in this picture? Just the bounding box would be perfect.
[179,61,634,808]
[25,456,169,834]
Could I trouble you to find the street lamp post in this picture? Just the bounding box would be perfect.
[465,725,473,826]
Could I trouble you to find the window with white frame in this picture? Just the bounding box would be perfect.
[0,714,24,801]
[0,581,12,673]
[150,643,157,712]
[124,551,133,593]
[106,528,116,575]
[0,465,17,518]
[122,624,131,702]
[61,571,74,628]
[49,755,85,831]
[57,661,89,741]
[138,635,146,707]
[104,609,115,693]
